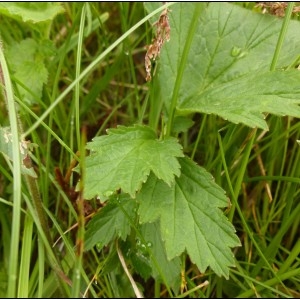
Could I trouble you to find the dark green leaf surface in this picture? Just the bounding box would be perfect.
[84,194,137,251]
[128,249,152,281]
[138,157,240,278]
[81,125,184,199]
[146,3,300,129]
[140,222,181,291]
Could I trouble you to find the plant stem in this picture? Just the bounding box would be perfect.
[71,129,87,297]
[165,4,203,137]
[270,2,294,71]
[74,3,86,152]
[191,115,207,160]
[0,39,22,299]
[116,240,144,298]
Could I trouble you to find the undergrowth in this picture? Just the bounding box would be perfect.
[0,2,300,298]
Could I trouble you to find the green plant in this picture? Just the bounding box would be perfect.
[1,2,300,298]
[75,2,300,296]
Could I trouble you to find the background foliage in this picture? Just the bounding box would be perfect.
[0,2,300,298]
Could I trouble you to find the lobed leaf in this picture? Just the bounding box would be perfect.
[84,194,137,251]
[146,3,300,129]
[137,157,241,278]
[80,125,184,200]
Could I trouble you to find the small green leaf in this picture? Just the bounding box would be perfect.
[129,250,152,281]
[84,194,137,251]
[138,157,241,278]
[172,116,194,134]
[79,125,184,200]
[6,39,49,105]
[0,2,64,23]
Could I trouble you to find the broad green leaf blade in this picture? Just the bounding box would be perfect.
[84,194,137,251]
[146,3,300,129]
[80,125,184,199]
[182,70,300,129]
[137,157,241,278]
[0,3,64,23]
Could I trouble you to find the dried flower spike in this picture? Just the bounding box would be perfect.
[145,7,171,81]
[256,2,300,17]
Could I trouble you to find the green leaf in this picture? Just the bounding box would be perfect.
[0,2,64,23]
[137,157,241,278]
[181,70,300,130]
[6,39,49,105]
[80,125,184,200]
[140,222,181,292]
[146,3,300,129]
[172,116,194,134]
[128,246,152,281]
[84,194,137,251]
